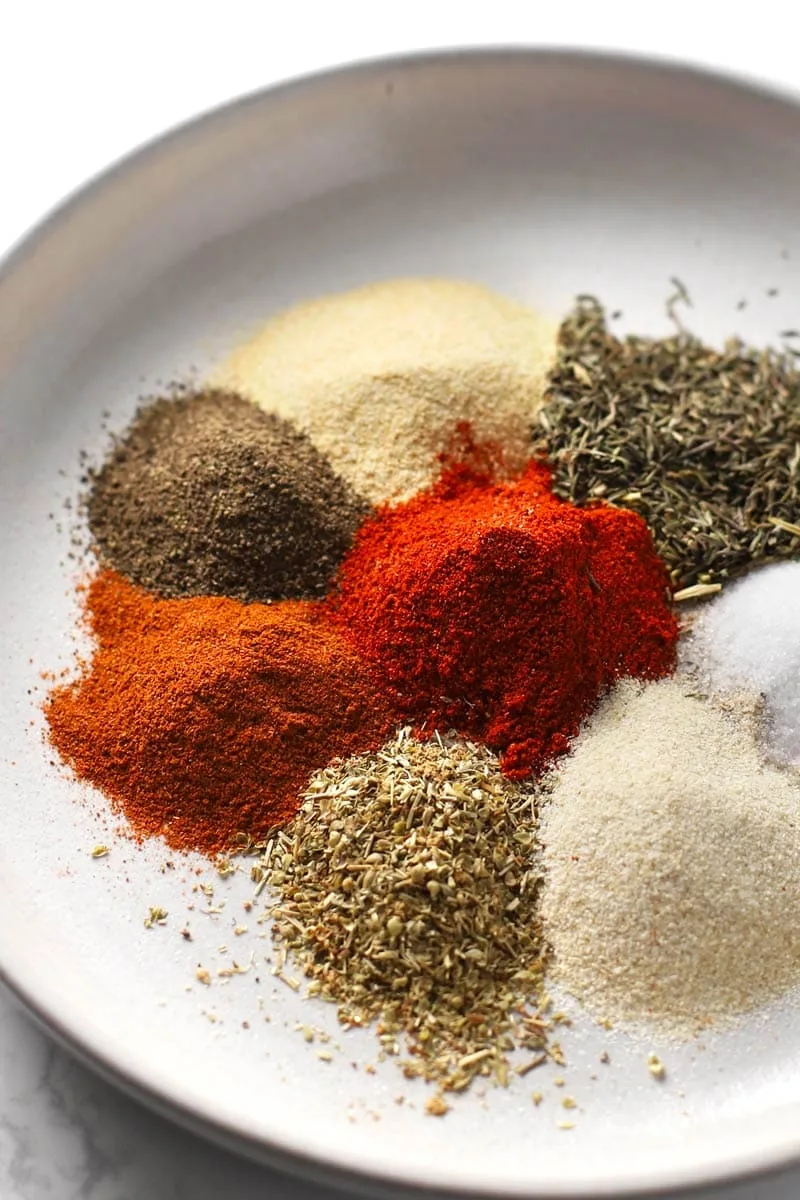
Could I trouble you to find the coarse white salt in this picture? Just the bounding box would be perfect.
[685,560,800,766]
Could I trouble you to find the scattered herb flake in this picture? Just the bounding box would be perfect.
[648,1053,666,1080]
[425,1093,451,1117]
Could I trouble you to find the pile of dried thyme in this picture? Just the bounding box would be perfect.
[537,297,800,590]
[256,730,559,1095]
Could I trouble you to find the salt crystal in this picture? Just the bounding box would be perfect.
[686,561,800,766]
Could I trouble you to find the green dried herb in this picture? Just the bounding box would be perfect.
[537,297,800,588]
[260,730,554,1094]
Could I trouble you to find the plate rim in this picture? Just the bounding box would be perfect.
[3,43,800,1199]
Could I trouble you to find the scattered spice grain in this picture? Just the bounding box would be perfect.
[425,1094,451,1118]
[144,907,168,928]
[647,1054,666,1080]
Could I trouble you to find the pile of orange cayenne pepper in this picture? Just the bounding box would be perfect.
[46,569,394,854]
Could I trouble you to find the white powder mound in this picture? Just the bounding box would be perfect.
[684,561,800,767]
[539,677,800,1036]
[215,278,557,505]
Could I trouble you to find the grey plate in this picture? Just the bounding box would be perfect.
[2,47,800,1200]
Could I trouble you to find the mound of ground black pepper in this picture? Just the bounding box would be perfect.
[87,389,369,603]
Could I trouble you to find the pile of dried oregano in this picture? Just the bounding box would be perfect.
[256,730,561,1100]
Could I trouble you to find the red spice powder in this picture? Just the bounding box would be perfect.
[46,571,395,854]
[329,459,677,777]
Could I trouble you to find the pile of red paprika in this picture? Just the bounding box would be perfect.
[47,393,677,856]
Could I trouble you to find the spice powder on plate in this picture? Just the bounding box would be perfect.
[684,560,800,767]
[539,676,800,1033]
[217,278,558,504]
[46,570,396,854]
[330,456,677,777]
[87,388,368,603]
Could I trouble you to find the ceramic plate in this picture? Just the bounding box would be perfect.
[3,49,800,1199]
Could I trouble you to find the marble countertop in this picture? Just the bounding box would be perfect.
[0,989,332,1200]
[1,986,798,1200]
[4,5,800,1198]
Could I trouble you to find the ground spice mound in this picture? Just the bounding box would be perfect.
[87,388,368,603]
[540,678,800,1034]
[538,296,800,589]
[45,571,395,854]
[330,460,677,776]
[217,278,557,504]
[265,729,554,1094]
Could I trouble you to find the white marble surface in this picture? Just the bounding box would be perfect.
[5,3,800,1197]
[0,989,335,1200]
[2,984,800,1200]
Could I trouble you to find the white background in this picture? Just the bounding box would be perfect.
[4,0,800,257]
[2,3,800,1198]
